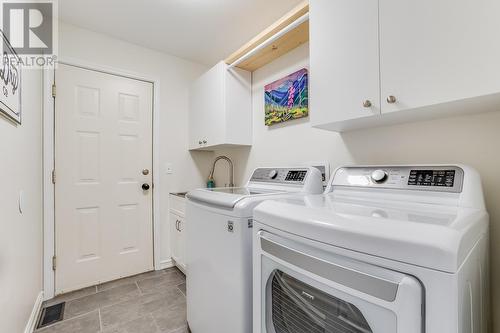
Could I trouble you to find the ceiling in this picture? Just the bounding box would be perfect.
[59,0,304,66]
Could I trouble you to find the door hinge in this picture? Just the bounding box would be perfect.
[51,83,56,98]
[51,170,56,184]
[52,255,57,271]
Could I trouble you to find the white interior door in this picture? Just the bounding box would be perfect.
[55,64,154,294]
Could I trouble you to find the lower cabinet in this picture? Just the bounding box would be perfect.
[169,194,187,273]
[170,211,186,273]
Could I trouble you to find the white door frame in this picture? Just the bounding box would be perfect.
[43,57,163,300]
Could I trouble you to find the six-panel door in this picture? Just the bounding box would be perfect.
[55,64,154,294]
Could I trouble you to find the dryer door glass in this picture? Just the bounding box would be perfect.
[268,270,372,333]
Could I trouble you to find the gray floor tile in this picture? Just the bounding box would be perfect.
[152,298,187,333]
[101,314,160,333]
[165,326,189,333]
[97,270,166,292]
[137,270,185,295]
[41,269,187,333]
[164,267,185,277]
[44,286,97,307]
[65,283,140,320]
[100,286,184,330]
[177,283,186,296]
[36,311,100,333]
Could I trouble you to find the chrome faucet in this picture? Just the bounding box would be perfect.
[209,156,234,187]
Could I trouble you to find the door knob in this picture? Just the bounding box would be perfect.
[386,95,397,104]
[142,183,150,191]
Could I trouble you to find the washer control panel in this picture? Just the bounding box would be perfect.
[331,166,464,193]
[250,168,309,184]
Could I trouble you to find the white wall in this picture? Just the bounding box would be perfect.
[58,22,212,265]
[214,42,500,332]
[213,43,352,184]
[0,69,43,332]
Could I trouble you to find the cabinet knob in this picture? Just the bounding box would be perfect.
[198,140,202,145]
[386,95,397,104]
[203,140,207,144]
[363,100,372,108]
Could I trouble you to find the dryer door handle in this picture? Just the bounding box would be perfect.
[260,236,399,302]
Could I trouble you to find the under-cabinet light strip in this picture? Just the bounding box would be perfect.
[227,12,310,70]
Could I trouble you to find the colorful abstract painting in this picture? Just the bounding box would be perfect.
[264,68,308,126]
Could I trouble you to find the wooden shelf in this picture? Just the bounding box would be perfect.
[225,1,309,72]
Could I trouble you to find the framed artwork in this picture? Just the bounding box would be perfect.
[264,68,308,126]
[0,31,22,124]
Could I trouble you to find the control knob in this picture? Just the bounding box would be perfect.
[371,169,388,183]
[268,169,278,180]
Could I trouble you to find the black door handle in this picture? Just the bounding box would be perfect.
[142,183,150,191]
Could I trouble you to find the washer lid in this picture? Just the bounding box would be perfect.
[253,194,488,273]
[186,187,285,209]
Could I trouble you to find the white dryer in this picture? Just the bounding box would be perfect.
[186,167,323,333]
[253,165,489,333]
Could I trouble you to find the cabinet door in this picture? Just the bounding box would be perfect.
[224,66,252,146]
[379,0,500,113]
[189,78,205,149]
[189,62,225,149]
[169,212,181,264]
[310,0,380,129]
[177,216,187,271]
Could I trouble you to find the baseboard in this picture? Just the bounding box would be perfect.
[157,258,174,270]
[24,291,43,333]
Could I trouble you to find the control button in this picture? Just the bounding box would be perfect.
[268,169,278,180]
[371,170,388,183]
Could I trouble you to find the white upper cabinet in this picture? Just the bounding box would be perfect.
[189,61,252,150]
[379,0,500,113]
[310,0,381,126]
[310,0,500,132]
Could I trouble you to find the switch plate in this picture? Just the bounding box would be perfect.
[165,163,173,174]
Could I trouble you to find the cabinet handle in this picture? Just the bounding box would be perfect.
[175,220,180,231]
[386,95,397,104]
[363,100,372,108]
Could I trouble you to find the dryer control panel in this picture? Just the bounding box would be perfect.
[330,166,464,193]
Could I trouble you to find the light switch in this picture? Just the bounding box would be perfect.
[165,163,173,174]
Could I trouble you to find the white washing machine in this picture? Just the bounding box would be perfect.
[186,167,324,333]
[253,165,489,333]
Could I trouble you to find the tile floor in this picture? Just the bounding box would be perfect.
[36,267,187,333]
